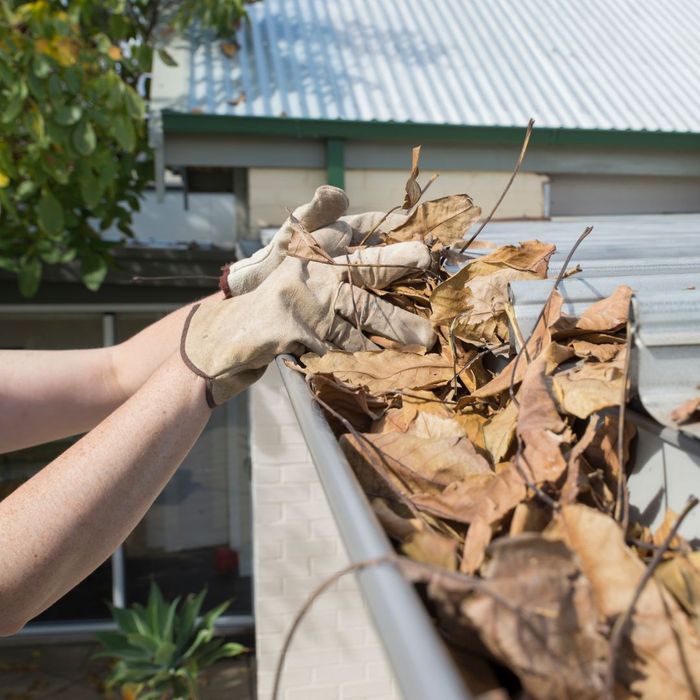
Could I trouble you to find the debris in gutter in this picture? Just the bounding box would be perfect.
[289,142,700,699]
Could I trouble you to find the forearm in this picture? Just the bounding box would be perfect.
[0,352,211,634]
[0,292,219,452]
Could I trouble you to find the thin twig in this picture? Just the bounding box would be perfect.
[615,318,633,531]
[448,348,491,385]
[457,118,535,253]
[604,496,700,699]
[508,225,594,408]
[358,205,403,246]
[132,275,220,282]
[345,252,367,350]
[272,555,397,700]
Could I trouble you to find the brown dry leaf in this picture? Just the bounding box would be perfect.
[671,395,700,424]
[655,552,700,625]
[583,414,636,496]
[482,398,518,464]
[388,194,481,246]
[413,463,526,575]
[561,415,600,504]
[403,145,422,209]
[309,373,389,433]
[341,431,491,497]
[471,300,567,399]
[430,241,555,348]
[403,529,458,571]
[301,350,453,393]
[461,535,608,699]
[652,509,690,551]
[547,505,700,698]
[552,350,626,419]
[570,339,622,362]
[553,284,632,337]
[286,213,336,264]
[509,500,550,536]
[453,412,488,450]
[371,498,423,542]
[375,401,469,440]
[516,353,570,485]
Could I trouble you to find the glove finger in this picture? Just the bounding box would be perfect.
[333,241,432,289]
[334,283,436,348]
[293,185,349,232]
[341,210,410,245]
[308,221,353,257]
[326,315,381,352]
[221,242,282,297]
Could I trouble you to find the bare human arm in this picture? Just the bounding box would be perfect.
[0,293,218,453]
[0,351,211,635]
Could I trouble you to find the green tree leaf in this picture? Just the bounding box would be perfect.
[72,119,96,156]
[81,251,108,291]
[54,104,82,126]
[37,190,64,235]
[18,258,42,297]
[157,48,177,67]
[112,114,135,152]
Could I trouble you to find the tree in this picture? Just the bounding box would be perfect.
[0,0,253,296]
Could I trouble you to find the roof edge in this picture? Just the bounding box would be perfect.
[162,112,700,150]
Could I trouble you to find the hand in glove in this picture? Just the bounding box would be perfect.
[182,241,436,407]
[221,185,408,298]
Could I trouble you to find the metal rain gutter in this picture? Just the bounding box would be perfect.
[275,357,472,700]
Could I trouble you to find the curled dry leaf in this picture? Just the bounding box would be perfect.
[371,498,424,542]
[552,283,632,336]
[341,430,492,497]
[516,353,570,485]
[309,372,390,433]
[671,395,700,425]
[570,339,622,362]
[430,240,555,349]
[301,350,453,393]
[547,505,700,698]
[461,535,608,699]
[655,551,700,624]
[552,350,626,419]
[402,529,458,571]
[403,145,422,209]
[387,194,481,246]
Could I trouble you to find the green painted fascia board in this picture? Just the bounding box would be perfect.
[162,111,700,151]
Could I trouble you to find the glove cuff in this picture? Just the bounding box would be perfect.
[219,263,233,298]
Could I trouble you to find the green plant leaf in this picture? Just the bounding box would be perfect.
[18,258,42,297]
[79,169,102,208]
[1,93,24,124]
[54,104,82,126]
[80,251,108,291]
[37,190,64,235]
[157,48,177,67]
[113,114,135,152]
[72,119,96,156]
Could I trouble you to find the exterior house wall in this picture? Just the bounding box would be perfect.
[250,364,401,700]
[248,168,548,231]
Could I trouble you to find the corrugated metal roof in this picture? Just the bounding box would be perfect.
[496,213,700,439]
[174,0,700,133]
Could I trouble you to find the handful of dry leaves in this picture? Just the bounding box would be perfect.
[291,149,700,699]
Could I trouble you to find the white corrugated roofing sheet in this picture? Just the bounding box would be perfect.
[180,0,700,133]
[490,214,700,439]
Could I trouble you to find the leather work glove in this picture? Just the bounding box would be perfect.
[182,241,437,407]
[221,185,408,298]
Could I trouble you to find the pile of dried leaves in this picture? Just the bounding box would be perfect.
[291,151,700,699]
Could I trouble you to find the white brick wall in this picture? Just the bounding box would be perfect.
[250,365,402,700]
